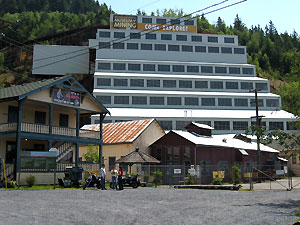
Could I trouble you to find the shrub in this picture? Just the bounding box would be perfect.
[211,177,223,185]
[25,175,36,187]
[152,170,162,188]
[232,163,242,185]
[185,173,195,185]
[143,174,149,183]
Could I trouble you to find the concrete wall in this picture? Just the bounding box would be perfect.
[19,172,65,185]
[32,45,90,75]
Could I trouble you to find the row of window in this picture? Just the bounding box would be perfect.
[98,42,245,54]
[98,62,254,76]
[99,119,296,131]
[96,78,268,91]
[99,30,235,44]
[96,95,279,108]
[141,17,195,26]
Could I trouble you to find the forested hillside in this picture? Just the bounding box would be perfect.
[0,4,300,115]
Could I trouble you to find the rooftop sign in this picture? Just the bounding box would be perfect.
[113,15,137,29]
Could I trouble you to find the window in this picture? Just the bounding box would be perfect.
[145,33,156,39]
[96,96,111,104]
[147,79,160,87]
[221,47,232,54]
[233,121,248,130]
[143,64,155,71]
[229,67,240,74]
[97,78,111,86]
[187,66,199,73]
[208,36,218,43]
[208,47,219,53]
[112,42,125,49]
[255,83,268,91]
[184,20,194,25]
[142,18,152,23]
[242,68,254,75]
[192,36,202,42]
[287,122,299,130]
[156,18,166,24]
[185,97,199,106]
[127,43,139,50]
[195,46,206,52]
[224,37,234,43]
[176,121,191,130]
[130,33,141,39]
[155,44,166,51]
[182,45,193,52]
[113,63,126,70]
[141,43,152,50]
[195,81,208,88]
[250,99,264,107]
[163,80,176,88]
[8,106,17,123]
[218,98,232,106]
[173,65,185,72]
[226,82,238,89]
[130,79,144,87]
[168,45,180,51]
[215,67,227,74]
[98,63,111,70]
[269,122,284,130]
[59,114,69,128]
[234,48,245,54]
[210,81,223,89]
[179,80,192,88]
[109,157,116,170]
[161,34,172,40]
[99,31,110,38]
[113,78,128,86]
[171,19,180,25]
[132,96,147,105]
[251,121,266,128]
[150,97,164,105]
[201,66,213,73]
[241,82,253,90]
[266,99,279,107]
[176,35,187,41]
[128,63,141,71]
[35,111,46,125]
[114,32,125,38]
[201,98,215,106]
[214,121,230,130]
[292,154,297,164]
[114,96,129,104]
[99,42,110,49]
[158,65,170,71]
[234,98,248,107]
[157,121,172,130]
[167,97,181,105]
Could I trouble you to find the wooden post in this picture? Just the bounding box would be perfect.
[54,169,56,189]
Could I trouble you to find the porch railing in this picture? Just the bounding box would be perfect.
[0,122,100,139]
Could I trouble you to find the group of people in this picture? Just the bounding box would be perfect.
[100,164,124,190]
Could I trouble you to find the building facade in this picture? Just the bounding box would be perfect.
[90,14,295,134]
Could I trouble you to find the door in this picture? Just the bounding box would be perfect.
[8,106,18,123]
[6,141,16,163]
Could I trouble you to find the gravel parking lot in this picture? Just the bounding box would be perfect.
[0,187,299,225]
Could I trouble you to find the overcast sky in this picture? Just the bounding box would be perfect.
[99,0,299,34]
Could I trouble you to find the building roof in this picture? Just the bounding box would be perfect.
[81,119,163,144]
[116,148,160,164]
[172,130,279,153]
[191,122,214,130]
[103,108,295,120]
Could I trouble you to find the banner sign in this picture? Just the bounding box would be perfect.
[112,15,137,29]
[52,87,80,106]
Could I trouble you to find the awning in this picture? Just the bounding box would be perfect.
[239,149,249,156]
[277,157,288,162]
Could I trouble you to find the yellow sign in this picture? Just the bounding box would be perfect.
[213,171,225,179]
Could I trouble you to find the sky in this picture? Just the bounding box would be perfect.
[98,0,299,34]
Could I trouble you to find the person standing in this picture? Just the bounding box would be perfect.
[118,167,124,190]
[110,167,118,190]
[100,164,106,190]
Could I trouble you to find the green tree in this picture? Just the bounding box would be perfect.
[152,170,162,188]
[82,145,99,163]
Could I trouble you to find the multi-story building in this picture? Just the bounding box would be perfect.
[89,14,295,134]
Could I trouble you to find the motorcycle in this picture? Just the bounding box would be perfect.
[110,174,140,189]
[83,172,101,190]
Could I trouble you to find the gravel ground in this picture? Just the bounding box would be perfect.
[0,188,299,225]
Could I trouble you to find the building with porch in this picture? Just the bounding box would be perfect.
[0,75,109,184]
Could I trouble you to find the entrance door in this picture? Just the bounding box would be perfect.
[6,141,16,163]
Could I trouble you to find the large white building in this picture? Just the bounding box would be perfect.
[89,14,295,134]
